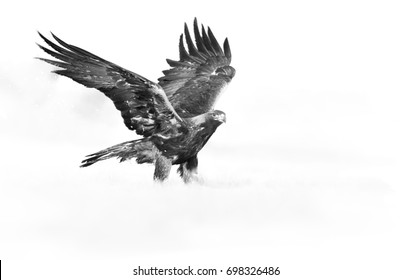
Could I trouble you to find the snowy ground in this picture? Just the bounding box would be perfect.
[1,1,411,279]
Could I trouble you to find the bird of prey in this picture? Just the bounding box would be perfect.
[37,18,235,183]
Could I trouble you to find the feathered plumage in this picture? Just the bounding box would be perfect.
[37,18,235,182]
[159,18,235,117]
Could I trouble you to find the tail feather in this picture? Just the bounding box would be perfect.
[80,139,157,167]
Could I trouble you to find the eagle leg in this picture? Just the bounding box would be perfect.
[153,154,172,181]
[177,155,202,184]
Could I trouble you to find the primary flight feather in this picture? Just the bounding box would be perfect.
[37,18,235,183]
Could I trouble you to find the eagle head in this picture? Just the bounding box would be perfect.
[210,110,226,124]
[188,110,226,129]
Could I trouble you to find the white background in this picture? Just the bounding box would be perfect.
[1,0,410,279]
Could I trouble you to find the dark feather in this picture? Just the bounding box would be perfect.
[207,27,224,56]
[51,32,108,63]
[158,19,235,117]
[37,32,182,137]
[184,22,203,59]
[178,34,191,62]
[165,59,193,68]
[223,38,231,62]
[201,24,216,55]
[193,18,211,56]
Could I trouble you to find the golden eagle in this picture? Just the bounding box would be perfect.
[37,19,235,183]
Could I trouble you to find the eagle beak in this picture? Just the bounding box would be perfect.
[218,114,226,123]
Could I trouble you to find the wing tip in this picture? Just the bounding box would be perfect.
[50,31,58,41]
[223,38,231,61]
[184,20,202,58]
[209,27,224,56]
[37,31,48,43]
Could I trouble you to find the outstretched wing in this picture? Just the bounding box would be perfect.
[158,18,235,117]
[37,32,183,137]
